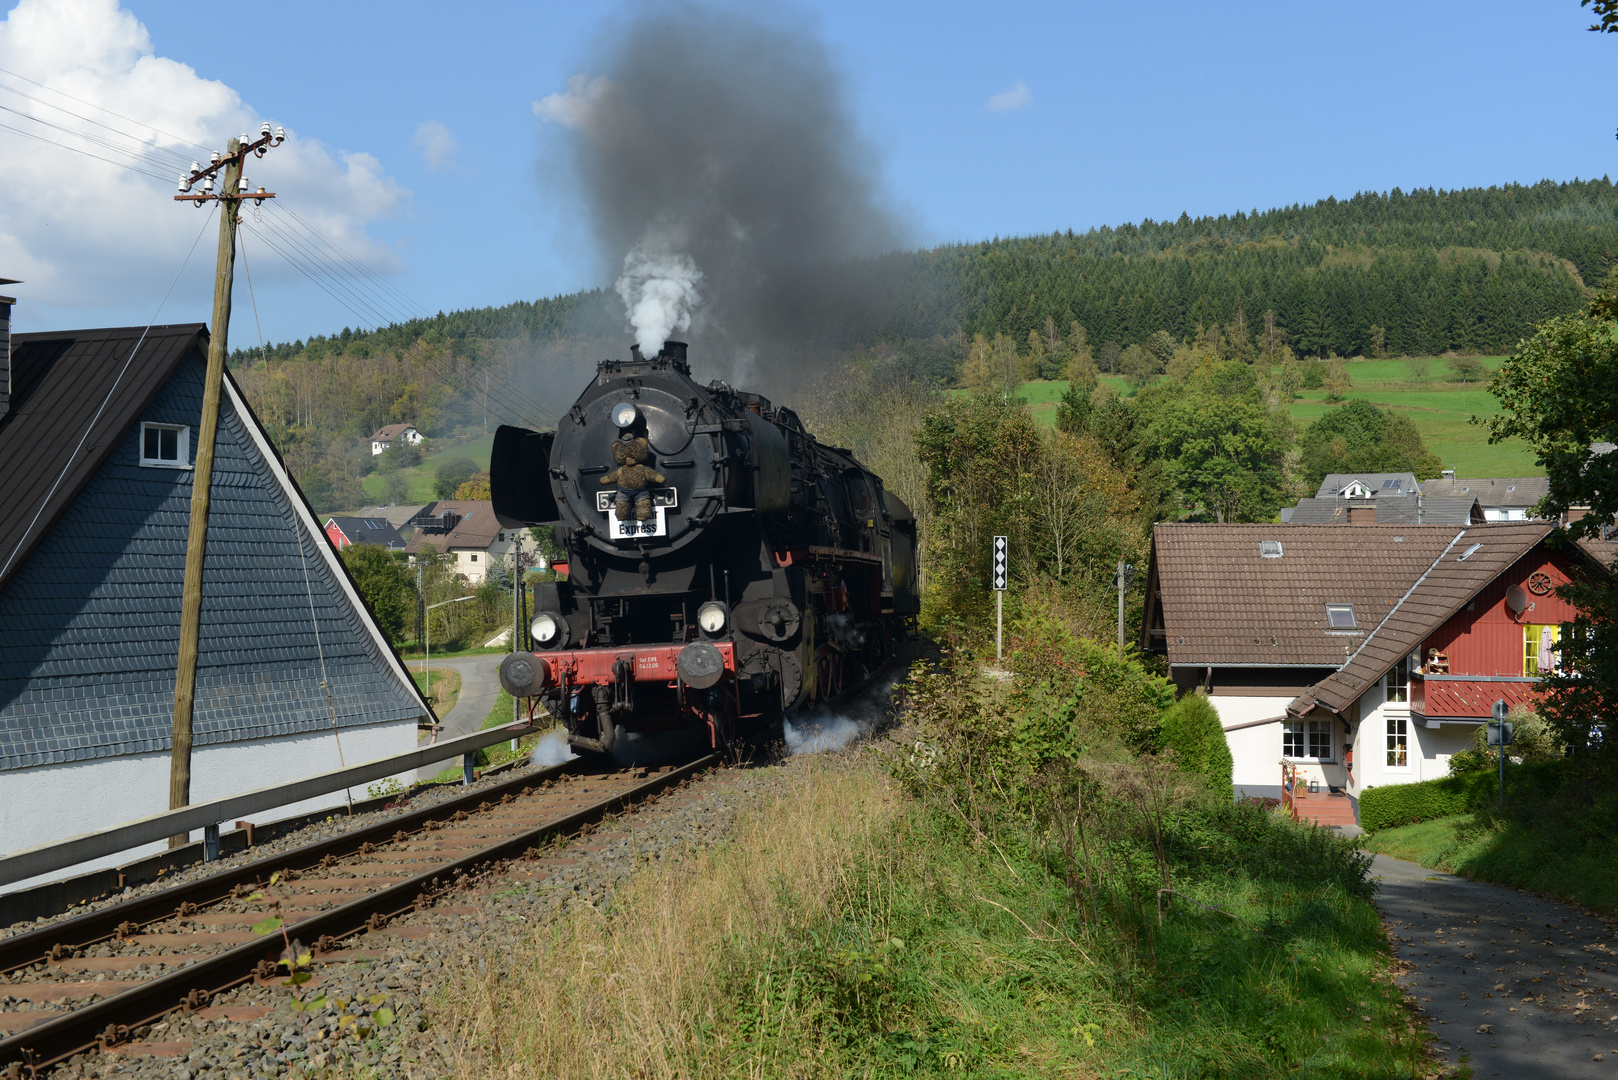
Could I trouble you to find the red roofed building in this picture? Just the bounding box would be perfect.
[1140,522,1601,820]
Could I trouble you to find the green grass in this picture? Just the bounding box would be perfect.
[1361,809,1618,915]
[422,687,550,784]
[1015,353,1540,477]
[717,797,1424,1077]
[410,667,459,716]
[359,430,498,505]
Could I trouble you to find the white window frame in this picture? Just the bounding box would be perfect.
[139,422,191,469]
[1386,655,1412,704]
[1385,713,1411,771]
[1283,719,1335,764]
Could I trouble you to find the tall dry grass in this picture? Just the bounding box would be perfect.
[434,760,901,1078]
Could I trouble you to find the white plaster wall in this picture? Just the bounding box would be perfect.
[0,720,417,895]
[1207,696,1291,798]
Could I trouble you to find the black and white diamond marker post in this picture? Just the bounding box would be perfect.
[992,535,1008,663]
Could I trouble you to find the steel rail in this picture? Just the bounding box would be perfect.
[0,721,539,888]
[0,752,720,1073]
[0,756,578,976]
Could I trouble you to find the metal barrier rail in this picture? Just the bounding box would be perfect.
[0,720,534,888]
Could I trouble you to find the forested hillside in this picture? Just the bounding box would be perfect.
[231,179,1618,510]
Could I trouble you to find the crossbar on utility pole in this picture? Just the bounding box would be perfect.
[168,127,284,846]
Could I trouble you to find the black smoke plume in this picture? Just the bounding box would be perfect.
[535,3,917,385]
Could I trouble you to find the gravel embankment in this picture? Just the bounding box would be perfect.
[43,751,820,1080]
[1,760,558,944]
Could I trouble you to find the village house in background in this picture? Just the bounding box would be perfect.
[0,320,429,891]
[324,515,408,551]
[368,422,423,456]
[1420,473,1549,522]
[402,499,517,584]
[353,503,426,541]
[1139,522,1598,826]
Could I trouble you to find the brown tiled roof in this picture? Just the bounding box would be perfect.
[1290,522,1553,716]
[369,423,417,441]
[402,499,503,553]
[1576,536,1618,567]
[1146,523,1464,668]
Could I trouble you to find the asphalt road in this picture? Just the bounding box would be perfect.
[414,653,505,781]
[1370,853,1618,1078]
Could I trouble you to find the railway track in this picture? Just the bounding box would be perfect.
[0,751,722,1076]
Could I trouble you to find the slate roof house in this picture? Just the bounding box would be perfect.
[1283,495,1482,526]
[325,515,407,551]
[1419,474,1550,522]
[0,323,429,890]
[401,500,517,585]
[1139,522,1593,818]
[368,423,422,456]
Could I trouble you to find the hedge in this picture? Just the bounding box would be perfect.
[1359,759,1573,831]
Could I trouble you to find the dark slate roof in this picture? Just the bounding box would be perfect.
[1144,524,1462,667]
[0,325,205,594]
[327,516,406,550]
[1419,476,1549,508]
[1315,472,1419,499]
[1290,523,1553,716]
[0,343,429,771]
[1284,496,1481,525]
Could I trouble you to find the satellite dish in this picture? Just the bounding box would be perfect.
[1505,584,1528,614]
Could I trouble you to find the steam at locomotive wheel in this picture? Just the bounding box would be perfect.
[491,341,920,756]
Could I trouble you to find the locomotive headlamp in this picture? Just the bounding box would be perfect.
[611,402,639,428]
[530,611,568,648]
[697,601,728,635]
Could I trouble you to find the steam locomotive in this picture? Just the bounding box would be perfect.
[490,341,919,754]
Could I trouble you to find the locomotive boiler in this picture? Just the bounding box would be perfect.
[490,341,919,754]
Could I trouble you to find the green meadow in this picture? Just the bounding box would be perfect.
[1020,355,1541,478]
[359,431,496,505]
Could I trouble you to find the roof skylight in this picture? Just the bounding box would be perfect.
[1260,540,1283,558]
[1326,604,1356,629]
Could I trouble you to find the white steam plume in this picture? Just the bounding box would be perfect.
[529,728,578,767]
[615,245,702,352]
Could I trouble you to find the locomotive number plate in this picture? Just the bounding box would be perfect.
[597,487,678,541]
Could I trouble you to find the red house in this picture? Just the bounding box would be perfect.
[1142,522,1604,818]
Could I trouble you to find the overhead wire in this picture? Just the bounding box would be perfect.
[241,213,560,426]
[0,117,175,182]
[0,91,196,173]
[0,64,213,154]
[241,227,355,814]
[0,203,218,584]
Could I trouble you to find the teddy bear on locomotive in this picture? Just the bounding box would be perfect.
[490,340,919,755]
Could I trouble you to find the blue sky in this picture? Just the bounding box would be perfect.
[4,0,1616,343]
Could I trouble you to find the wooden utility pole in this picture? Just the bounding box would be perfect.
[168,129,282,845]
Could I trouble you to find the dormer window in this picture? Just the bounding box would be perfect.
[139,423,190,468]
[1325,604,1356,629]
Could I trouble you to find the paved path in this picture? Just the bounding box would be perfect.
[1369,853,1618,1078]
[413,653,505,781]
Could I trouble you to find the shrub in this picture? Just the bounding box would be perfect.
[1359,759,1574,830]
[1159,691,1233,791]
[1468,704,1563,763]
[434,456,479,499]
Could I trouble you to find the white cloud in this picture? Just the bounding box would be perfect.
[532,73,613,130]
[985,80,1033,112]
[411,120,457,170]
[0,0,408,318]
